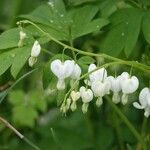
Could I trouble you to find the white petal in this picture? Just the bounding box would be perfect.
[57,79,65,90]
[120,72,129,87]
[144,109,150,118]
[146,93,150,106]
[91,80,110,97]
[133,102,144,109]
[112,92,120,104]
[80,86,93,103]
[71,63,81,79]
[88,64,96,72]
[139,87,149,107]
[51,59,64,79]
[63,60,75,78]
[107,76,121,92]
[88,64,107,83]
[31,41,41,57]
[70,91,80,101]
[121,76,139,94]
[121,94,128,105]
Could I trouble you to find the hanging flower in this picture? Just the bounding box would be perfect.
[51,59,74,90]
[71,63,81,80]
[133,87,150,117]
[31,40,41,57]
[70,90,80,111]
[80,86,93,113]
[107,75,121,104]
[120,72,139,105]
[91,80,111,107]
[28,40,41,67]
[87,64,107,85]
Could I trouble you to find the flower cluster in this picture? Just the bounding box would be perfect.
[50,60,148,116]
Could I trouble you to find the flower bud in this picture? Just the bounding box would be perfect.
[80,86,93,103]
[70,91,80,102]
[28,57,37,67]
[70,101,77,111]
[31,41,41,57]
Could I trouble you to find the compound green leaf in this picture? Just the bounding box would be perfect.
[11,46,31,78]
[0,49,17,76]
[142,12,150,44]
[100,8,143,57]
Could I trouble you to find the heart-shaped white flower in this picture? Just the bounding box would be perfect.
[120,72,139,105]
[70,91,81,102]
[107,76,121,93]
[31,40,41,57]
[88,64,107,83]
[133,87,150,117]
[120,72,139,94]
[91,80,111,107]
[80,86,93,103]
[91,80,111,97]
[51,59,74,79]
[80,86,93,113]
[51,59,74,90]
[107,75,121,104]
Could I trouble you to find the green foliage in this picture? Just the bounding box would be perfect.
[20,0,109,41]
[1,0,150,149]
[100,8,143,57]
[8,90,47,127]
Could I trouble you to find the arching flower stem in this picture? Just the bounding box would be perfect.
[106,96,147,150]
[19,20,150,75]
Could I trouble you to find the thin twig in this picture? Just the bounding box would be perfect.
[0,116,41,150]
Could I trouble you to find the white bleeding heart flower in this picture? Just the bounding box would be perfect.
[31,40,41,57]
[28,56,37,67]
[50,59,74,90]
[120,72,139,105]
[71,63,81,79]
[91,80,111,107]
[133,87,150,117]
[70,91,80,111]
[80,86,93,103]
[107,75,121,104]
[80,86,93,113]
[88,64,107,84]
[70,91,80,102]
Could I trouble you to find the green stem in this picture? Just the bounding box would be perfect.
[112,112,125,150]
[42,48,55,56]
[19,20,150,75]
[51,128,63,150]
[137,118,148,150]
[106,96,143,145]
